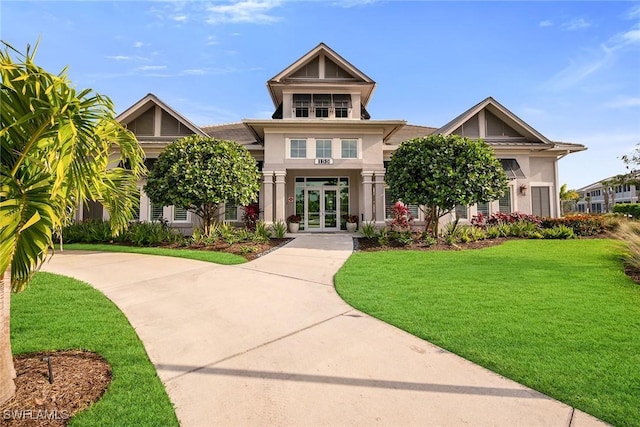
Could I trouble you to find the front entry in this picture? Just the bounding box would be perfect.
[295,177,349,232]
[305,187,339,231]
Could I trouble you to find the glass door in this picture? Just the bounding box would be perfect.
[323,187,339,231]
[304,187,339,231]
[305,189,321,230]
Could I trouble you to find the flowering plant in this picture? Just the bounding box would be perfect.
[342,214,358,223]
[287,214,301,223]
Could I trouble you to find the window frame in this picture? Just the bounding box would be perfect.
[290,139,307,158]
[341,139,358,159]
[315,139,332,159]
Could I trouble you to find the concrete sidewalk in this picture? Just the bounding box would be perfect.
[42,235,607,426]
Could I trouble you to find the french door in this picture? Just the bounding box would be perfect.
[305,186,339,231]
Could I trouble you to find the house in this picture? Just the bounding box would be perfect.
[78,43,586,232]
[576,175,639,213]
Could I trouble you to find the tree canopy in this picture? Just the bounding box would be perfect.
[0,41,145,405]
[385,134,508,236]
[143,135,261,234]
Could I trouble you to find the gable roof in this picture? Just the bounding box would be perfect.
[436,97,552,144]
[266,43,376,108]
[385,124,438,145]
[116,93,207,137]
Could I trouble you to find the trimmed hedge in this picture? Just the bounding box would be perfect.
[613,203,640,219]
[541,215,606,236]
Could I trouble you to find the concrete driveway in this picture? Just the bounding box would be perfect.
[42,235,607,426]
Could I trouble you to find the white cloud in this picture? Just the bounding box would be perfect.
[106,55,131,61]
[183,69,208,75]
[133,41,145,48]
[332,0,378,8]
[622,24,640,44]
[135,65,167,71]
[560,18,591,31]
[205,35,219,45]
[205,0,282,25]
[604,97,640,109]
[173,15,188,23]
[545,44,615,90]
[538,20,553,28]
[625,4,640,19]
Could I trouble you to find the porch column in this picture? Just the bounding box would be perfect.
[361,171,374,222]
[262,171,274,224]
[274,170,287,222]
[374,170,386,227]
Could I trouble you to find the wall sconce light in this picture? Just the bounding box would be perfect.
[519,184,528,196]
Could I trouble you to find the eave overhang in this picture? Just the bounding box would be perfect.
[242,119,406,145]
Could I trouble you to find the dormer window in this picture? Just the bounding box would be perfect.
[313,94,331,118]
[291,93,352,119]
[293,94,311,117]
[333,94,351,118]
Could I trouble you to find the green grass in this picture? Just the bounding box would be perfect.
[335,239,640,427]
[60,243,247,265]
[11,272,179,426]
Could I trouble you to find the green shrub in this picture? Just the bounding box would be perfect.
[486,225,501,239]
[253,220,271,242]
[542,215,605,236]
[469,226,487,241]
[420,233,438,247]
[542,225,575,239]
[360,221,378,239]
[613,203,640,219]
[61,220,113,243]
[377,228,390,246]
[271,220,287,239]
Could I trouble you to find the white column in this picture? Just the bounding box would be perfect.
[374,170,386,227]
[274,170,287,222]
[262,171,274,224]
[361,171,374,222]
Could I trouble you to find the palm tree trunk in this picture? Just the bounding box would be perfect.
[0,268,17,405]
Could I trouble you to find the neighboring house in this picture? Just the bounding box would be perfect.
[79,43,586,232]
[576,175,640,213]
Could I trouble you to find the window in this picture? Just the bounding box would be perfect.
[341,139,357,158]
[476,202,490,216]
[333,94,351,119]
[290,139,307,158]
[335,108,348,118]
[225,202,238,221]
[150,202,164,221]
[293,94,310,117]
[173,206,188,222]
[455,205,468,220]
[316,139,332,158]
[313,94,331,118]
[498,188,512,213]
[384,191,419,220]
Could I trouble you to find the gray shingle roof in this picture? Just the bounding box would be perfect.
[385,124,438,145]
[200,122,257,145]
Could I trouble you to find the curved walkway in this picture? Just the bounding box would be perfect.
[42,235,606,426]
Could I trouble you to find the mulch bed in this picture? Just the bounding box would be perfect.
[160,238,292,261]
[1,350,111,427]
[354,236,508,252]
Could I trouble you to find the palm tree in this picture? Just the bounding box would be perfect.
[559,184,580,215]
[0,41,145,405]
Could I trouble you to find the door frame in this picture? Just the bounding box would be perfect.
[304,185,340,232]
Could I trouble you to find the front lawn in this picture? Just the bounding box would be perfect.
[60,243,247,264]
[9,273,179,426]
[335,239,640,427]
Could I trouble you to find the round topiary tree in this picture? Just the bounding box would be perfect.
[144,136,260,235]
[385,134,508,237]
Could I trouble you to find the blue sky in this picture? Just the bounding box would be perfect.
[2,0,639,189]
